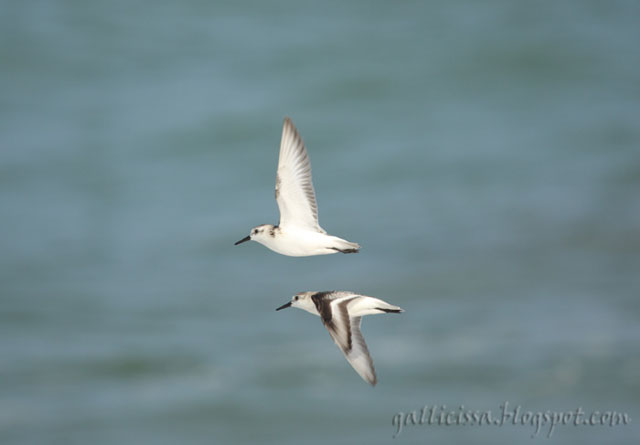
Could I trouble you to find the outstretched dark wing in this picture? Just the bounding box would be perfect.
[320,296,377,386]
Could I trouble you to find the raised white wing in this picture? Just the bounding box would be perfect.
[323,297,377,386]
[275,117,325,232]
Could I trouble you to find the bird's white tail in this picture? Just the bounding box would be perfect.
[330,237,360,254]
[348,296,403,317]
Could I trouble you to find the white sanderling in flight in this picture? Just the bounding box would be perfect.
[234,117,360,256]
[276,291,403,386]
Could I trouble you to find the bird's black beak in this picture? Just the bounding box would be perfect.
[275,301,292,311]
[234,235,251,246]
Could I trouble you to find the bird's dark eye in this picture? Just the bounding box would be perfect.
[293,296,299,301]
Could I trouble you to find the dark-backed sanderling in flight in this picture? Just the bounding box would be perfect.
[276,291,403,386]
[234,117,360,256]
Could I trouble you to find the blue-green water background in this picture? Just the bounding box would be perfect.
[1,1,639,444]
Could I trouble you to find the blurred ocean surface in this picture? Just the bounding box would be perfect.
[1,1,639,444]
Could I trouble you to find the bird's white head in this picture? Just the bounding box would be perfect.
[234,224,277,247]
[275,291,318,315]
